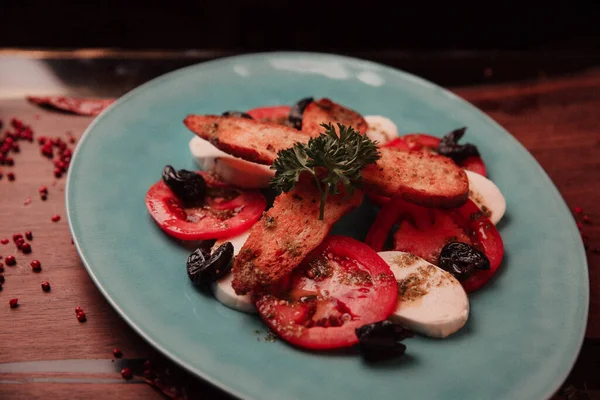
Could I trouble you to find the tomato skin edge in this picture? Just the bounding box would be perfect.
[461,156,487,176]
[366,198,504,293]
[145,176,266,241]
[365,198,406,251]
[246,105,291,122]
[453,200,504,292]
[255,235,398,350]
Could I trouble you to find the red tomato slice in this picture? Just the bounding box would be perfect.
[461,155,487,176]
[366,198,503,292]
[367,192,393,207]
[402,133,441,151]
[447,200,503,292]
[255,235,398,350]
[145,172,266,240]
[383,137,410,151]
[384,133,440,152]
[365,198,426,252]
[393,210,472,264]
[246,105,291,125]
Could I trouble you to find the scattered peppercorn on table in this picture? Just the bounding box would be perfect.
[0,51,599,400]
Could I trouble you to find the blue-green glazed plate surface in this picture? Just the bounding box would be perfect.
[66,52,588,400]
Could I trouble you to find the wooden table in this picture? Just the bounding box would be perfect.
[1,53,599,400]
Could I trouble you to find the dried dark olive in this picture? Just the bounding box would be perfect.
[287,97,314,130]
[355,320,413,362]
[162,165,207,207]
[437,127,480,164]
[438,242,490,280]
[186,246,210,280]
[186,242,234,285]
[222,111,254,119]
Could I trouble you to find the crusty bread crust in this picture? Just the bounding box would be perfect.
[301,98,368,137]
[362,148,469,208]
[231,179,364,294]
[184,115,468,208]
[184,115,301,165]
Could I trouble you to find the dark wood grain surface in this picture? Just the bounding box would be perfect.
[0,57,598,400]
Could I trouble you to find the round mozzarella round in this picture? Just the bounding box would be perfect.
[212,271,256,314]
[212,230,252,257]
[466,170,506,225]
[378,251,469,338]
[364,115,398,144]
[189,136,274,189]
[211,230,256,313]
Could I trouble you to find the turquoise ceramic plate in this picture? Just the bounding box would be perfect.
[66,52,588,400]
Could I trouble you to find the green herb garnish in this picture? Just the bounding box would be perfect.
[270,123,381,220]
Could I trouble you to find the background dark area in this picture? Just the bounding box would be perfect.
[2,1,600,88]
[2,1,600,52]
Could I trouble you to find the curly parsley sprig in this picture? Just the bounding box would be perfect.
[270,123,381,220]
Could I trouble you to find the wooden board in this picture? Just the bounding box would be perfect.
[1,69,599,398]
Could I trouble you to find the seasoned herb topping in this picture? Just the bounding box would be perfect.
[271,123,380,219]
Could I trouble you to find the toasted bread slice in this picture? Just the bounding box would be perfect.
[362,148,469,208]
[301,98,368,137]
[232,179,364,295]
[184,115,468,208]
[184,115,302,165]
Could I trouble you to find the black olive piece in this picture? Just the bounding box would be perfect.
[186,246,210,281]
[162,165,207,207]
[287,97,314,130]
[187,242,234,285]
[438,242,490,280]
[437,127,480,164]
[355,320,413,362]
[197,239,217,252]
[222,111,254,119]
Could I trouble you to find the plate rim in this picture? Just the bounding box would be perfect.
[65,51,589,400]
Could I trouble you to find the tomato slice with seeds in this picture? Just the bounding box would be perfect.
[246,105,291,125]
[255,236,397,350]
[145,172,266,240]
[366,198,503,292]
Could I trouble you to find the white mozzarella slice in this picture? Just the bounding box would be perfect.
[212,271,256,314]
[211,230,256,313]
[364,115,398,144]
[212,230,251,257]
[378,251,469,338]
[189,136,274,189]
[466,170,506,225]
